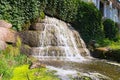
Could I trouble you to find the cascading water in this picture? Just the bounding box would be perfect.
[30,16,90,61]
[20,16,120,80]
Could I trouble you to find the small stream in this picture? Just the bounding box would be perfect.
[40,59,120,80]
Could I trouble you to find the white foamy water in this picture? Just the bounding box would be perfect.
[47,66,111,80]
[32,16,90,61]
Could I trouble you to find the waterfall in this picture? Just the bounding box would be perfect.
[29,16,89,61]
[21,16,90,61]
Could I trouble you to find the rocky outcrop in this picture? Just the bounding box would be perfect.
[0,27,16,43]
[92,47,120,62]
[20,44,32,55]
[20,16,90,60]
[0,20,17,50]
[30,23,45,31]
[20,31,41,47]
[91,47,111,58]
[0,20,12,28]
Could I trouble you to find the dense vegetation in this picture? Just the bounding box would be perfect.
[103,19,119,41]
[0,0,103,42]
[0,38,59,80]
[0,38,29,80]
[73,2,103,42]
[44,0,103,42]
[0,0,120,79]
[0,0,42,31]
[11,65,59,80]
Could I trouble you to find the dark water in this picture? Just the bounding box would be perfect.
[40,59,120,80]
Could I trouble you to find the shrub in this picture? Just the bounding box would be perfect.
[73,2,103,42]
[0,0,43,31]
[44,0,79,22]
[44,0,103,42]
[0,55,12,80]
[103,19,119,41]
[0,37,29,79]
[0,0,103,42]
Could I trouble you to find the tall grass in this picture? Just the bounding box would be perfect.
[0,37,29,80]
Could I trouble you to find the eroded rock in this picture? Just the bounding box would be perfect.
[30,23,45,31]
[19,31,41,47]
[0,27,16,43]
[0,20,17,50]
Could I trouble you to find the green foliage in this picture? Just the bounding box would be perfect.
[11,65,60,80]
[103,19,119,41]
[0,0,43,31]
[0,37,29,80]
[0,0,104,42]
[0,54,13,80]
[98,38,120,49]
[94,39,120,62]
[40,11,45,19]
[44,0,103,42]
[45,0,79,22]
[0,51,29,80]
[73,2,103,42]
[2,37,22,56]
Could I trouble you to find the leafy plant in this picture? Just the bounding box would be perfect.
[103,19,119,41]
[11,65,60,80]
[73,1,103,42]
[0,0,104,42]
[0,36,29,80]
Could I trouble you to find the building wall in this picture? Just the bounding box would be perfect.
[85,0,120,23]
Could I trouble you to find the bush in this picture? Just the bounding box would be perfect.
[0,0,44,31]
[73,2,103,42]
[0,0,103,42]
[44,0,103,42]
[103,19,119,41]
[44,0,79,22]
[0,37,29,80]
[0,55,12,80]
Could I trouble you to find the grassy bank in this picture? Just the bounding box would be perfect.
[0,49,29,80]
[91,38,120,62]
[0,37,60,80]
[11,65,59,80]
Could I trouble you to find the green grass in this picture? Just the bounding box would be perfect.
[96,38,120,62]
[97,38,120,50]
[0,50,29,80]
[11,65,60,80]
[0,37,29,80]
[0,37,60,80]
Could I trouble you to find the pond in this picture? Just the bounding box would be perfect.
[40,59,120,80]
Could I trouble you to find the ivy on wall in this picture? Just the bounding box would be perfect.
[0,0,103,42]
[0,0,42,31]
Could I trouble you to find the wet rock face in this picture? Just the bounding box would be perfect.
[20,31,42,47]
[30,23,45,31]
[20,16,90,60]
